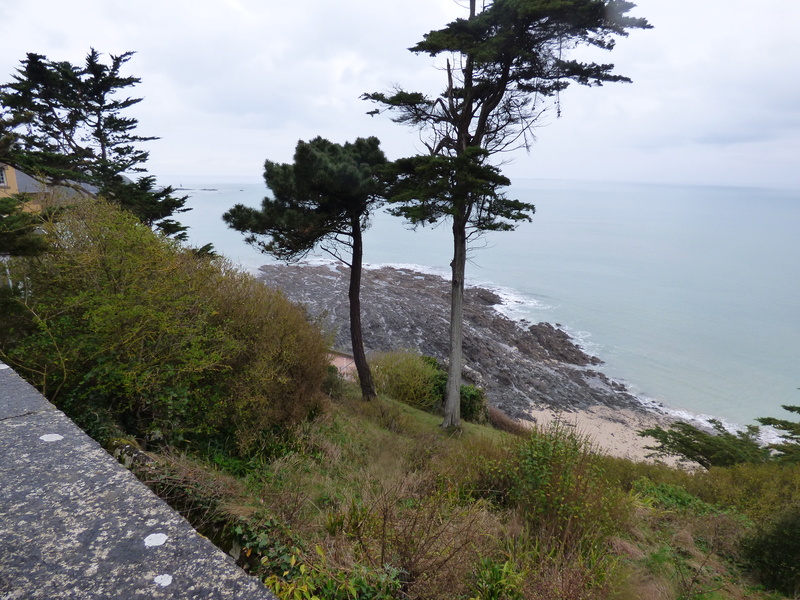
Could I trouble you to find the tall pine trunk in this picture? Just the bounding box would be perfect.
[442,214,468,427]
[441,0,477,428]
[349,218,377,401]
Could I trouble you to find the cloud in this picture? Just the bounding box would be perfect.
[1,0,798,188]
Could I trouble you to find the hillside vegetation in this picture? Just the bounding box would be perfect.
[3,199,800,599]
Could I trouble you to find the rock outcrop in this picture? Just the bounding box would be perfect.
[257,263,644,420]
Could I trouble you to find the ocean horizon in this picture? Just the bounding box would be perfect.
[177,177,800,430]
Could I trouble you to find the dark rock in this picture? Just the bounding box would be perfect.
[527,322,602,366]
[257,263,644,420]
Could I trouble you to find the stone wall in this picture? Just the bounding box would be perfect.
[0,363,275,599]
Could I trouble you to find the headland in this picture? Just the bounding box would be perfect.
[257,262,679,462]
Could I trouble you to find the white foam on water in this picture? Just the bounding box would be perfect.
[296,255,343,271]
[364,261,450,279]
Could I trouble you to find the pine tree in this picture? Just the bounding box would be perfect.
[0,49,188,238]
[366,0,650,426]
[223,136,388,400]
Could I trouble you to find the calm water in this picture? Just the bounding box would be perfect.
[178,178,800,427]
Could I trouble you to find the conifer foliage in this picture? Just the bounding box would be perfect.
[0,48,188,238]
[366,0,651,426]
[223,136,388,400]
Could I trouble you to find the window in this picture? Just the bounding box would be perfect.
[0,167,6,186]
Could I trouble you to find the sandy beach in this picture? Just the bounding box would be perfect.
[523,404,684,465]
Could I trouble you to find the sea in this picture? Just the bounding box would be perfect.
[175,178,800,429]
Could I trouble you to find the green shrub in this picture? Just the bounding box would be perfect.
[682,462,800,524]
[631,478,722,514]
[334,482,498,599]
[322,364,345,400]
[205,267,329,451]
[475,423,629,560]
[513,424,626,545]
[468,557,525,600]
[370,352,489,424]
[265,549,403,600]
[369,350,442,410]
[420,354,447,400]
[2,200,231,441]
[0,198,329,451]
[460,384,488,424]
[742,504,800,596]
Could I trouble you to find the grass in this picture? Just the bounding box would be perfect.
[125,378,800,600]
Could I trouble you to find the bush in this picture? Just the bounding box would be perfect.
[468,556,525,600]
[369,350,442,411]
[460,384,488,424]
[205,267,329,452]
[631,478,721,514]
[370,351,489,424]
[0,198,329,451]
[474,422,629,562]
[264,549,403,600]
[337,481,499,599]
[682,461,800,524]
[742,504,800,596]
[513,424,626,545]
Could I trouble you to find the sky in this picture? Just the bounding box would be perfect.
[1,0,799,190]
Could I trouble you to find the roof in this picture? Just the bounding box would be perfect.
[1,162,99,197]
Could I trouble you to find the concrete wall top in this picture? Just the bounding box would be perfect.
[0,363,276,599]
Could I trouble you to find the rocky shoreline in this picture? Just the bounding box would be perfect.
[257,262,656,422]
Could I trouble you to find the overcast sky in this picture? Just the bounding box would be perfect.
[2,0,798,190]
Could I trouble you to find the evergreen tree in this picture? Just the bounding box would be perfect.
[0,48,188,238]
[223,136,388,401]
[365,0,650,426]
[758,405,800,463]
[639,419,770,469]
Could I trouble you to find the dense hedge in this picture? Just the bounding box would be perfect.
[0,198,329,453]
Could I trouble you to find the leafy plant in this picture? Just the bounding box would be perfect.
[473,421,629,587]
[0,197,329,450]
[369,350,442,411]
[337,481,497,599]
[632,479,722,515]
[232,516,305,579]
[468,556,525,600]
[265,547,403,600]
[370,351,488,424]
[460,385,488,424]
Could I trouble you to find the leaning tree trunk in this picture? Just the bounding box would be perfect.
[442,214,468,427]
[348,219,377,401]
